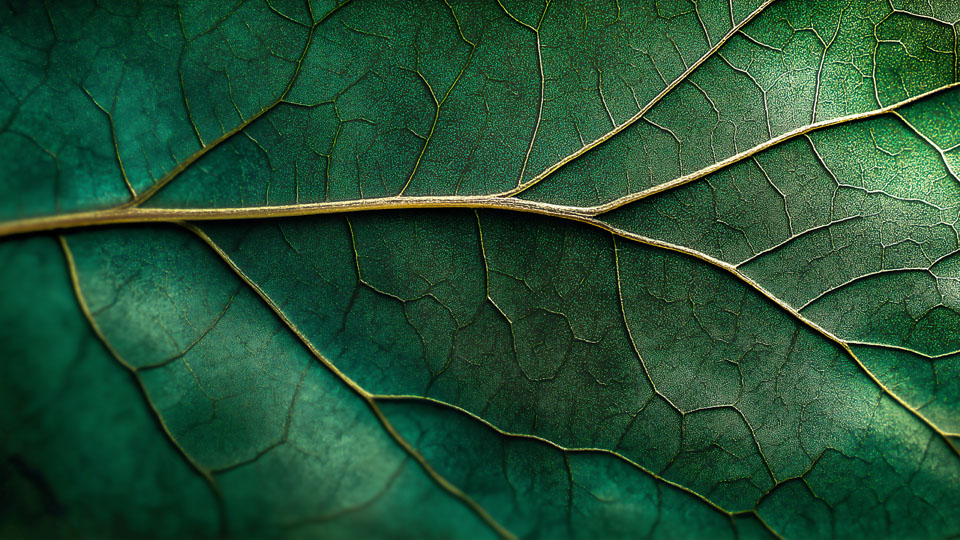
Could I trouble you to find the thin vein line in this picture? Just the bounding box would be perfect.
[582,81,960,215]
[78,85,136,198]
[600,226,960,458]
[185,224,516,540]
[500,0,778,197]
[373,394,729,511]
[127,0,349,208]
[59,236,227,535]
[373,393,784,540]
[516,1,550,187]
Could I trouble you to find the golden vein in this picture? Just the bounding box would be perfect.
[185,224,517,540]
[59,236,227,535]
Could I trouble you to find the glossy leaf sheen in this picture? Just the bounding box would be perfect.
[1,1,959,538]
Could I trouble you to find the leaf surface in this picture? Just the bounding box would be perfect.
[2,0,959,538]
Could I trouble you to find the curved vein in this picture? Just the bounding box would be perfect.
[500,0,778,196]
[601,224,960,458]
[185,224,517,540]
[372,393,785,540]
[581,81,960,215]
[59,236,227,535]
[127,0,350,208]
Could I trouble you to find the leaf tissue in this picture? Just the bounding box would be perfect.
[1,0,959,538]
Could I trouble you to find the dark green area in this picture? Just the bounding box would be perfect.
[0,236,217,538]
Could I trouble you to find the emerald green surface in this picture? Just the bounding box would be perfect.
[0,236,218,538]
[2,0,960,538]
[63,226,497,539]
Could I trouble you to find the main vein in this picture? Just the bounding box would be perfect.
[2,80,956,239]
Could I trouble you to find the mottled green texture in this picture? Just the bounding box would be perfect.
[64,226,497,539]
[382,398,775,540]
[203,211,960,538]
[2,0,960,539]
[0,237,218,538]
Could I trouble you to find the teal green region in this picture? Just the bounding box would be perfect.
[2,0,959,538]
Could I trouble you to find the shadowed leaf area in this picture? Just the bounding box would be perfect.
[1,0,959,538]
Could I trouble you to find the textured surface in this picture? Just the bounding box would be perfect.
[1,0,959,538]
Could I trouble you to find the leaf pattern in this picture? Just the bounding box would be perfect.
[2,1,959,538]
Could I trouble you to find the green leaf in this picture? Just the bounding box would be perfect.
[2,0,959,538]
